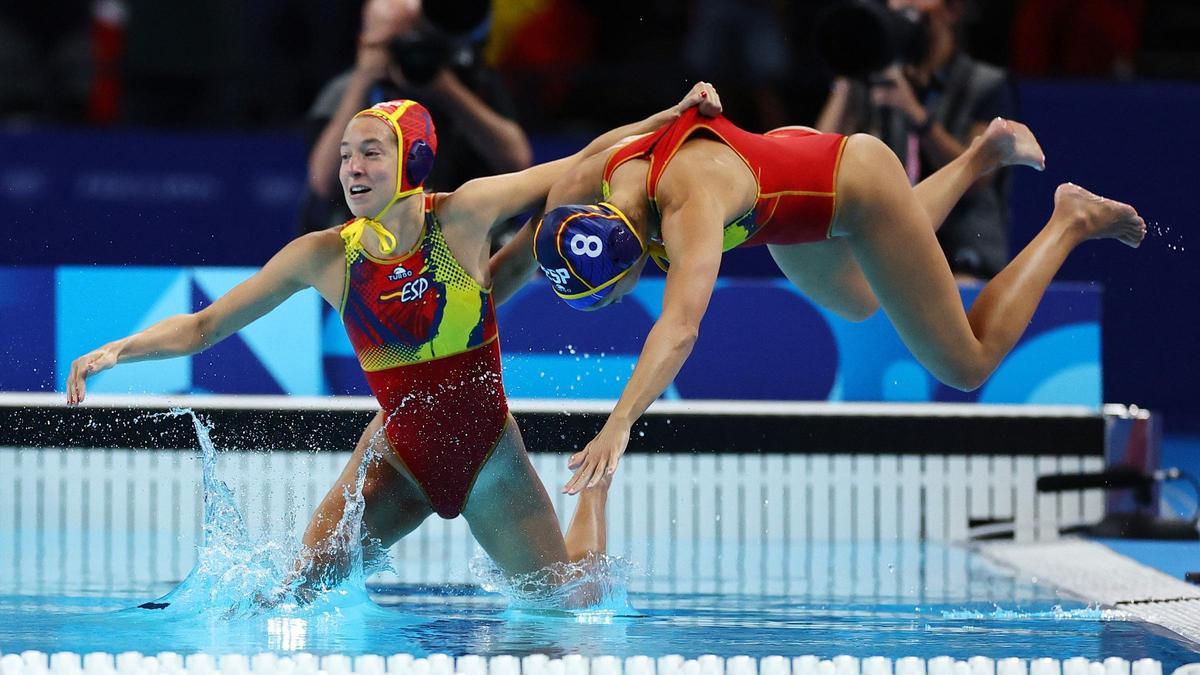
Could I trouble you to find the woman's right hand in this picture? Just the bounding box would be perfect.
[66,345,118,405]
[675,81,723,118]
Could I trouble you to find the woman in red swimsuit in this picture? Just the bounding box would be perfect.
[65,84,719,597]
[505,91,1145,495]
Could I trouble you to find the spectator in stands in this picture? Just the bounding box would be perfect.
[301,0,531,234]
[815,0,1016,280]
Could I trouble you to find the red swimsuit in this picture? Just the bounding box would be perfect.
[603,108,848,257]
[340,196,507,519]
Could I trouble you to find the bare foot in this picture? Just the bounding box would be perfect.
[978,117,1046,172]
[1053,183,1146,248]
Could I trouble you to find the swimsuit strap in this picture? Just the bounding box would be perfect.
[600,111,684,199]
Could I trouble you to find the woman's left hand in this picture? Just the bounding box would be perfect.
[563,420,631,494]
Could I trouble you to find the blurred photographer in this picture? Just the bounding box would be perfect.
[814,0,1015,280]
[301,0,532,234]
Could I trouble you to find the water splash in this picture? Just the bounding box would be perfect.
[1148,221,1186,252]
[940,604,1129,621]
[469,551,638,618]
[130,408,389,619]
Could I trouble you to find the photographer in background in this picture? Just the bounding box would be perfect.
[301,0,532,234]
[815,0,1015,280]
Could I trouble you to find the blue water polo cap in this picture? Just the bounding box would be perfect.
[533,202,646,310]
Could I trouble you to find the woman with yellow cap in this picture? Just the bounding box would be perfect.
[64,83,722,598]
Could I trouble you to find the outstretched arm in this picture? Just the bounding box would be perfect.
[489,215,540,307]
[443,82,723,233]
[66,235,330,404]
[562,196,724,494]
[487,145,619,305]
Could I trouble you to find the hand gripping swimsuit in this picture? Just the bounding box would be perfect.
[340,194,506,519]
[603,107,848,267]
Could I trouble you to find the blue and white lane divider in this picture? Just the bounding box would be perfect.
[0,653,1189,675]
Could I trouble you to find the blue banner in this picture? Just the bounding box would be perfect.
[0,128,306,267]
[0,266,1102,406]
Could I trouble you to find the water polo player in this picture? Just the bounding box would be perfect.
[505,103,1144,495]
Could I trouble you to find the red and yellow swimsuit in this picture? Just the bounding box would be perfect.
[603,107,848,264]
[340,195,506,519]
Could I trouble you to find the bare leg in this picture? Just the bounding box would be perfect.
[769,239,880,321]
[564,477,609,562]
[462,418,611,608]
[830,133,1144,390]
[769,118,1046,320]
[296,411,432,590]
[461,417,572,576]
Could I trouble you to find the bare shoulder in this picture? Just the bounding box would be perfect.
[270,228,345,284]
[276,228,348,304]
[432,188,487,231]
[429,191,492,255]
[289,228,345,261]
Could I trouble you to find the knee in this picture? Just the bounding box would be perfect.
[939,362,990,392]
[837,296,880,323]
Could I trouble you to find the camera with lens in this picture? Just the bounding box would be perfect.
[813,0,931,80]
[387,0,491,86]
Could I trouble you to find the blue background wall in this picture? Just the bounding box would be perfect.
[0,267,1101,407]
[1,82,1196,426]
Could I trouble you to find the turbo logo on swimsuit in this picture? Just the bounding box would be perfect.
[387,266,413,282]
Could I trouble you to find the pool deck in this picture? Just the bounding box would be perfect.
[980,539,1200,649]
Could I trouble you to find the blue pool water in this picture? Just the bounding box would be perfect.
[2,553,1199,666]
[0,415,1198,668]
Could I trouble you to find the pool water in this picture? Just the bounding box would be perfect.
[1,414,1198,668]
[2,539,1198,668]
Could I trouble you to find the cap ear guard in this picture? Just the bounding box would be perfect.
[406,139,434,188]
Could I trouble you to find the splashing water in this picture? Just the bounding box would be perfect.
[940,604,1129,621]
[469,551,638,618]
[108,406,635,633]
[1148,221,1186,252]
[129,408,390,620]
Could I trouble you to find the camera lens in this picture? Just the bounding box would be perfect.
[422,0,490,39]
[814,0,931,79]
[388,33,451,86]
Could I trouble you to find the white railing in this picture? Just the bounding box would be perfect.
[0,448,1105,590]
